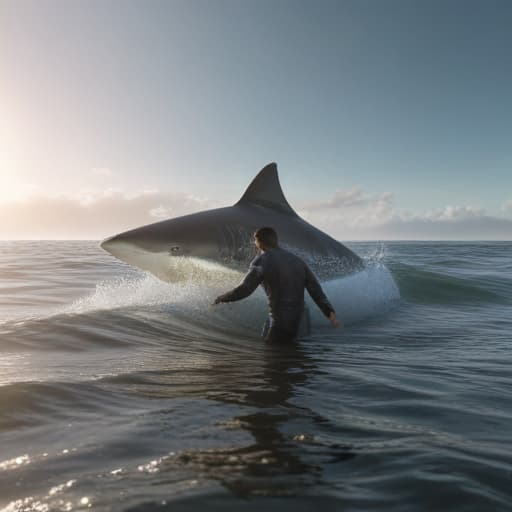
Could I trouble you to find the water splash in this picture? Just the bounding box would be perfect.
[59,255,399,327]
[310,262,400,325]
[0,247,399,335]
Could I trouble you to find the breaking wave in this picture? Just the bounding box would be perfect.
[59,256,399,328]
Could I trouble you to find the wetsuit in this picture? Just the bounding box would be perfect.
[216,247,335,342]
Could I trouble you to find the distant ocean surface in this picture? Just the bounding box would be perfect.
[1,241,511,511]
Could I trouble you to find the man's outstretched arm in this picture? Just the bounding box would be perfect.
[305,265,340,327]
[214,267,263,304]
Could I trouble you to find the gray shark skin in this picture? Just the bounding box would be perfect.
[100,163,364,282]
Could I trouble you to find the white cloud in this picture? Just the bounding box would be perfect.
[422,205,485,221]
[0,188,219,240]
[298,188,511,240]
[300,189,488,228]
[0,184,510,240]
[123,189,159,200]
[371,215,512,241]
[299,188,394,227]
[149,205,173,219]
[502,199,512,214]
[302,188,393,213]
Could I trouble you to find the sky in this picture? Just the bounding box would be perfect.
[1,0,511,240]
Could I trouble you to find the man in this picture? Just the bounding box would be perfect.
[213,227,340,342]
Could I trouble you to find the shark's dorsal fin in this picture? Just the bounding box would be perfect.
[236,163,297,216]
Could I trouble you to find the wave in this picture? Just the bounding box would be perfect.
[0,379,133,431]
[310,263,399,324]
[0,258,399,355]
[60,260,400,326]
[390,263,508,304]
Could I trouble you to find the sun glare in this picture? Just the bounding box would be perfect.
[0,163,24,203]
[0,122,30,203]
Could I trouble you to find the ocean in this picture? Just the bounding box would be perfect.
[0,241,511,511]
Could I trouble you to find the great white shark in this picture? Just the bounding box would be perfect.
[100,163,364,282]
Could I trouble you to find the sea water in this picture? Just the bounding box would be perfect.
[0,241,511,511]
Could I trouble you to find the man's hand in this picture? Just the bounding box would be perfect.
[329,311,341,328]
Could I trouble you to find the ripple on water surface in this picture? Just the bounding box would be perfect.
[1,241,512,511]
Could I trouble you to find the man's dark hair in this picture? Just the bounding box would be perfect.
[254,227,278,248]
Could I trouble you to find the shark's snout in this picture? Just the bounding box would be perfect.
[101,225,157,250]
[100,230,177,281]
[100,233,129,255]
[100,231,148,260]
[100,234,117,252]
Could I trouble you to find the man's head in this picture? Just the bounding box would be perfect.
[254,227,278,252]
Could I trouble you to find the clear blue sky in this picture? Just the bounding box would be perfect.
[1,0,511,239]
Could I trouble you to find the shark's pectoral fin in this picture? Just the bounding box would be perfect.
[236,162,298,216]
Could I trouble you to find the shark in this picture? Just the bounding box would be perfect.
[100,163,364,282]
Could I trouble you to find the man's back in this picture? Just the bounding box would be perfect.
[251,247,309,337]
[217,246,335,341]
[253,248,308,310]
[214,226,338,342]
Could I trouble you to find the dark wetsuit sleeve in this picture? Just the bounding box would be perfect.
[216,266,264,303]
[305,265,335,318]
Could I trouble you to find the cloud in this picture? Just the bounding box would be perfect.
[149,205,172,219]
[0,188,218,240]
[422,205,485,221]
[299,188,512,240]
[502,199,512,215]
[1,184,510,240]
[299,188,394,227]
[149,195,210,219]
[370,215,512,240]
[303,188,393,211]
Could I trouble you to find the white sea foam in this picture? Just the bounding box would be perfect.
[61,257,399,328]
[63,273,188,314]
[309,263,400,325]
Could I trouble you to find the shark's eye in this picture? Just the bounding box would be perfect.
[169,246,180,255]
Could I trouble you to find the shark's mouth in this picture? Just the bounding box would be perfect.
[101,241,242,284]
